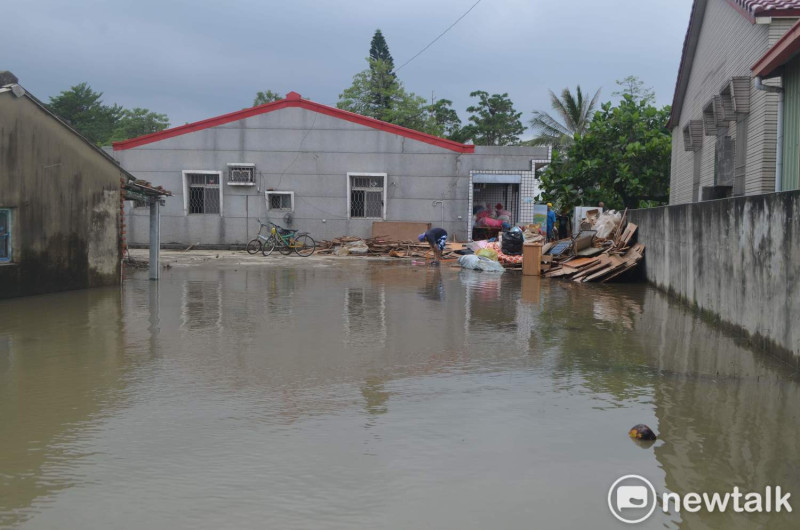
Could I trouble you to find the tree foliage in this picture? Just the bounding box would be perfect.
[338,58,428,130]
[538,94,671,210]
[424,98,462,139]
[369,29,394,70]
[338,30,468,140]
[612,75,655,104]
[47,83,122,145]
[528,85,600,148]
[109,108,170,143]
[460,91,524,145]
[253,90,282,106]
[48,82,169,145]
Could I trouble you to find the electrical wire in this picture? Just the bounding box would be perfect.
[394,0,484,73]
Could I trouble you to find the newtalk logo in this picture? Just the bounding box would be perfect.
[608,475,792,524]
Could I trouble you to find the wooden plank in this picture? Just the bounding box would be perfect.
[371,221,431,241]
[620,223,638,246]
[563,256,599,269]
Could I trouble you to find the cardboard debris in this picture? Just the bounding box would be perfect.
[541,216,644,283]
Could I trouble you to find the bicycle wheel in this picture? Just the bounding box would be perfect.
[261,236,276,256]
[246,239,262,255]
[278,236,293,255]
[294,235,316,257]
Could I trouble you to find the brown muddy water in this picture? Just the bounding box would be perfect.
[1,259,798,529]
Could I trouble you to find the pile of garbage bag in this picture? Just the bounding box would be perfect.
[457,254,505,273]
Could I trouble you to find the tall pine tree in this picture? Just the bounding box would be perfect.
[369,29,394,70]
[368,30,397,111]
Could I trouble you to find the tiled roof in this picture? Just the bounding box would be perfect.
[729,0,800,19]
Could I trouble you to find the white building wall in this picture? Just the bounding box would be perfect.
[114,107,548,245]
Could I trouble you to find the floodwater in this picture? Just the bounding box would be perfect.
[1,260,798,530]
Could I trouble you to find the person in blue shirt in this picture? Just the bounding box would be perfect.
[418,227,448,265]
[546,203,557,241]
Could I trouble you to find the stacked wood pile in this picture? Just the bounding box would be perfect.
[316,236,457,259]
[543,209,644,282]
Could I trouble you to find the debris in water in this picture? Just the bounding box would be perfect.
[628,424,657,441]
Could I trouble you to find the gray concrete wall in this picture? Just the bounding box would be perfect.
[669,0,796,204]
[630,190,800,358]
[0,90,123,299]
[114,106,547,245]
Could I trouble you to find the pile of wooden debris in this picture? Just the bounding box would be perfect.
[542,209,644,282]
[316,236,458,259]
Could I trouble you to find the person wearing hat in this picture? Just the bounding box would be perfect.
[418,227,448,265]
[495,203,511,223]
[546,203,557,241]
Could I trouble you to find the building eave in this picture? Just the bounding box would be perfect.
[1,83,170,197]
[668,0,708,129]
[753,18,800,76]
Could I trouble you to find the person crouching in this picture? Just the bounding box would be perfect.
[418,227,448,266]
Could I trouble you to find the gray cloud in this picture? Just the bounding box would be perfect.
[4,0,692,134]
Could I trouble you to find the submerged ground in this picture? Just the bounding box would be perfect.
[1,255,798,529]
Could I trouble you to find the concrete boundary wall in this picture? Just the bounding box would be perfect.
[630,191,799,359]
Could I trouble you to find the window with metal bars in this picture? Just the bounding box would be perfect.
[349,175,384,218]
[228,164,255,185]
[187,173,221,214]
[0,209,10,262]
[266,191,293,211]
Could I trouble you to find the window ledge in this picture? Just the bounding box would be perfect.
[227,182,255,186]
[0,261,18,267]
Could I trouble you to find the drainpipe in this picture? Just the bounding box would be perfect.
[755,76,784,192]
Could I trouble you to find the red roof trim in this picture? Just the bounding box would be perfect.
[113,92,475,154]
[753,18,800,76]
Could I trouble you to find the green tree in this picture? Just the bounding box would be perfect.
[109,108,170,143]
[460,91,525,145]
[528,86,601,148]
[538,94,671,210]
[338,58,428,130]
[369,29,394,70]
[612,75,655,104]
[423,98,463,139]
[253,90,282,106]
[47,82,122,145]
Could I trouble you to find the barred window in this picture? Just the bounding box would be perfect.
[349,174,385,218]
[0,209,10,262]
[186,173,221,214]
[228,163,255,185]
[266,191,294,211]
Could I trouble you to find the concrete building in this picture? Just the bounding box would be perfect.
[112,92,549,246]
[668,0,800,204]
[0,72,168,299]
[753,16,800,192]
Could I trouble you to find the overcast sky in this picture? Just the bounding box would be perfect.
[5,0,693,137]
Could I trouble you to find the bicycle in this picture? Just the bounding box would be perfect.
[245,219,272,254]
[261,222,316,257]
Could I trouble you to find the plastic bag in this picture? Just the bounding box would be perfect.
[594,210,622,239]
[458,254,505,273]
[501,230,523,256]
[475,248,499,261]
[345,240,370,254]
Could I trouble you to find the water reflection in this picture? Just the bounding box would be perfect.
[0,262,798,529]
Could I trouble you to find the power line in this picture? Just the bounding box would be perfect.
[394,0,484,73]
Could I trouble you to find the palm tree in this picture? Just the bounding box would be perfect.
[528,86,601,148]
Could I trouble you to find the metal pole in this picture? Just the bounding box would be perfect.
[149,200,160,281]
